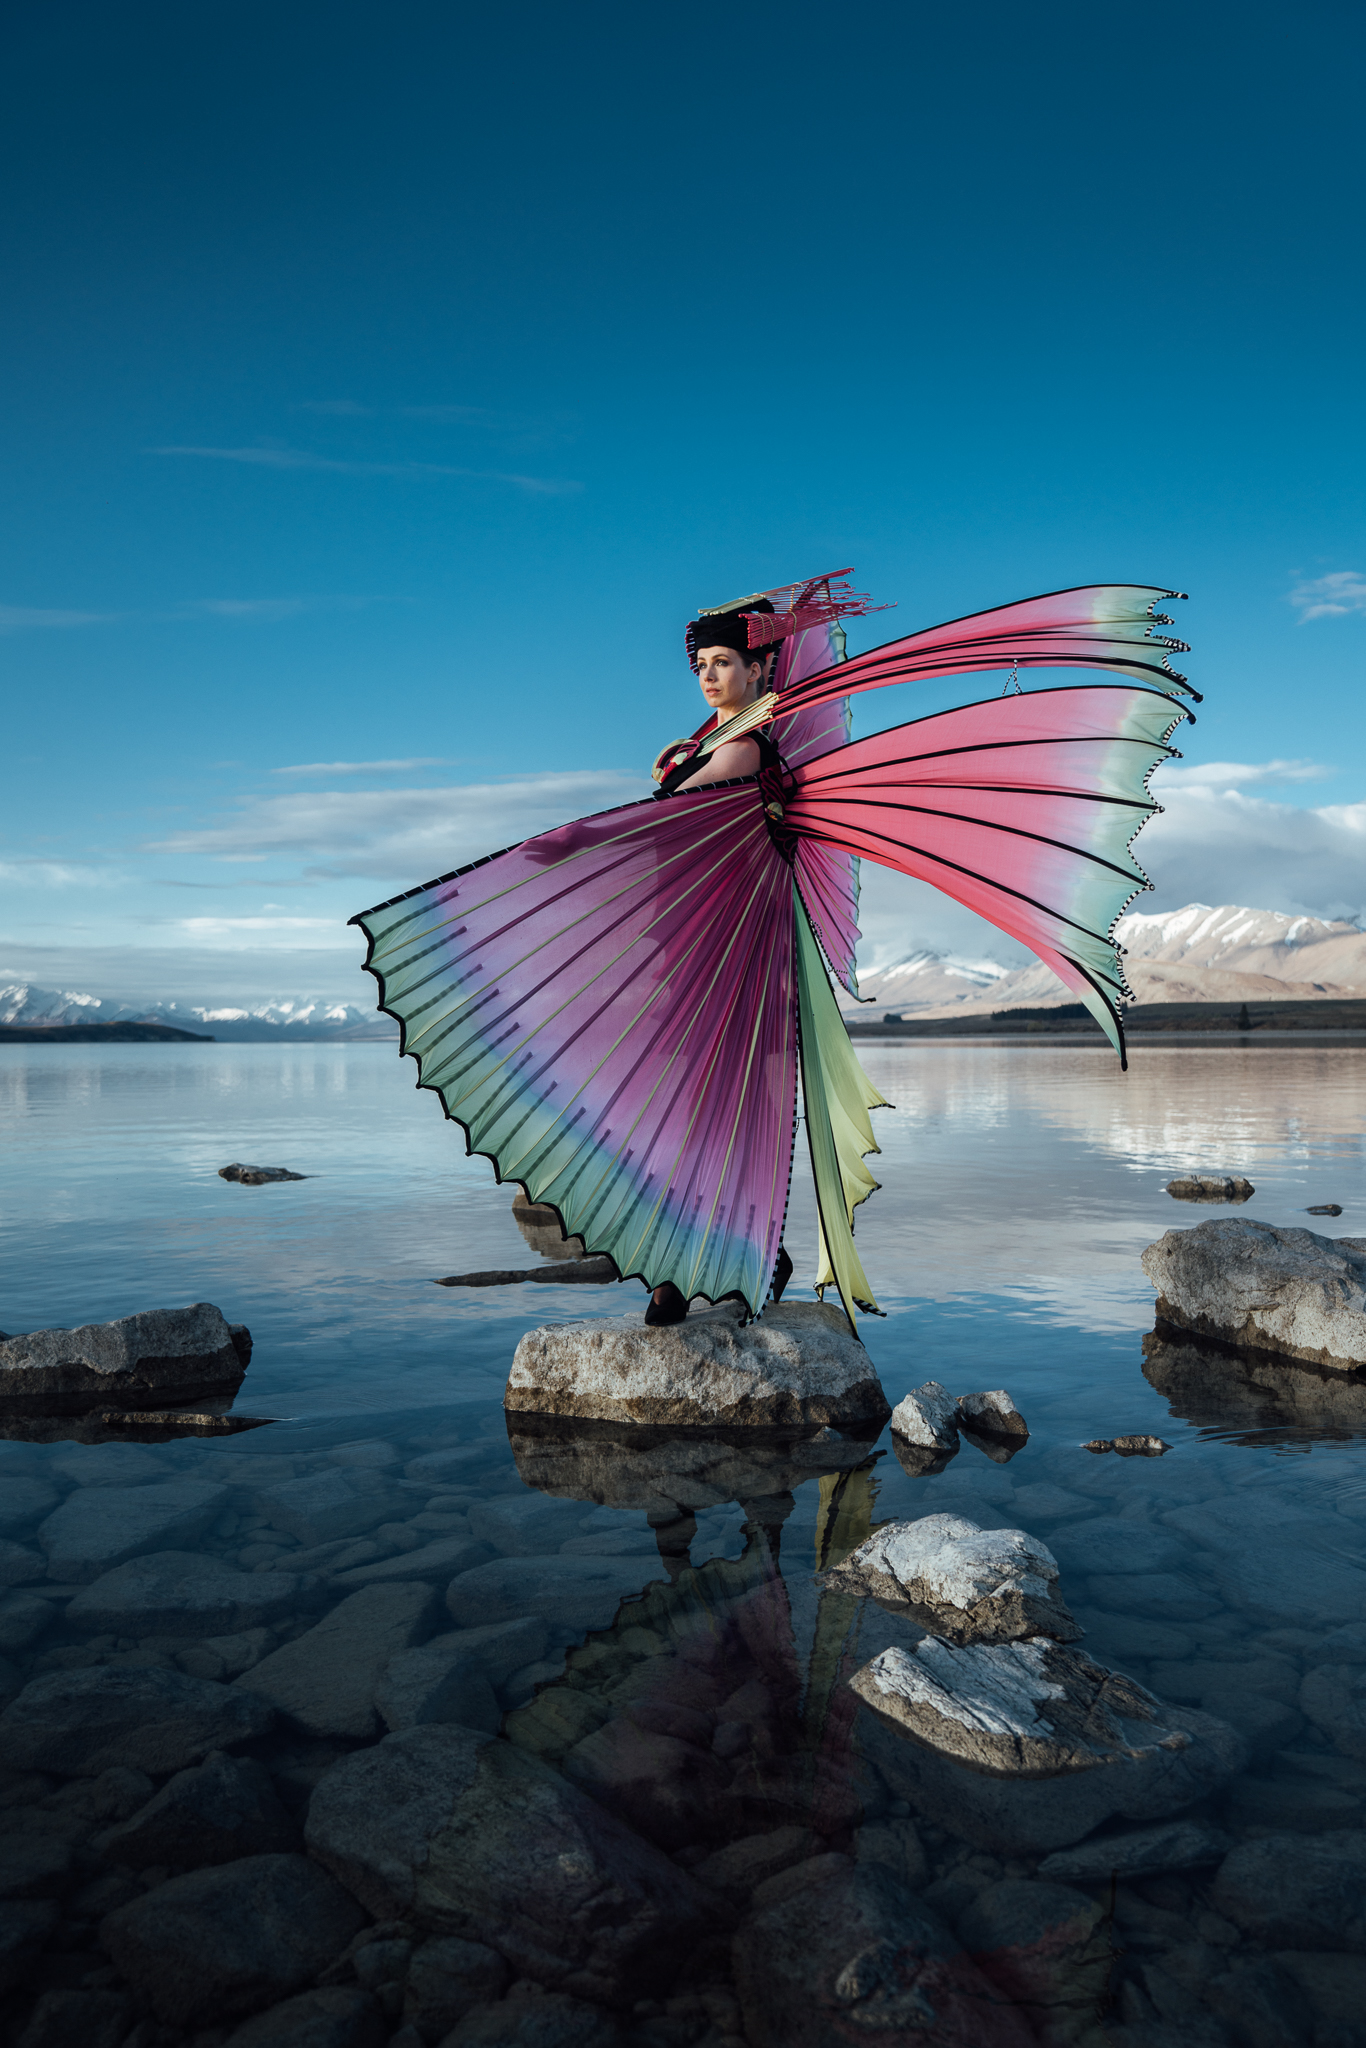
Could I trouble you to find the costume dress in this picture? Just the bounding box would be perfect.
[351,573,1193,1333]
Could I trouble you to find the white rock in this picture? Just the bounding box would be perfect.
[852,1636,1209,1777]
[888,1381,959,1449]
[1141,1218,1366,1370]
[825,1514,1079,1646]
[505,1302,889,1429]
[957,1389,1028,1440]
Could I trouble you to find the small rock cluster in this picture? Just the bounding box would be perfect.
[887,1381,1028,1474]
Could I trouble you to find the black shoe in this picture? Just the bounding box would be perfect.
[770,1244,794,1303]
[645,1282,688,1326]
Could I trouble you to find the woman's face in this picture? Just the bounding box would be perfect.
[696,645,764,718]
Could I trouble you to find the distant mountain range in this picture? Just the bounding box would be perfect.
[6,903,1363,1041]
[0,985,397,1042]
[840,905,1366,1019]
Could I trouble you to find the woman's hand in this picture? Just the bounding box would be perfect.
[673,737,762,791]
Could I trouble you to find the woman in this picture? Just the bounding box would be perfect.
[351,570,1194,1336]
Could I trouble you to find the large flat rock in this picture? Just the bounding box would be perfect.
[0,1303,250,1413]
[1141,1217,1366,1369]
[505,1302,890,1429]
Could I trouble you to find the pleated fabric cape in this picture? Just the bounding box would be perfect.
[351,583,1193,1334]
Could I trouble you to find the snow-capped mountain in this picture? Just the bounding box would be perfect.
[838,905,1366,1018]
[0,985,396,1041]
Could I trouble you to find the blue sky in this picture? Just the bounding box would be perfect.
[3,0,1363,1002]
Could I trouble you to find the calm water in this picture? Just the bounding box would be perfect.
[2,1040,1364,2043]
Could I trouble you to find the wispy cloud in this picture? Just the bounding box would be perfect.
[1288,571,1366,621]
[0,858,119,887]
[144,772,650,877]
[270,758,459,776]
[152,444,581,495]
[0,605,120,633]
[171,916,344,935]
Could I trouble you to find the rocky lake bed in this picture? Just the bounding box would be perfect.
[2,1036,1365,2046]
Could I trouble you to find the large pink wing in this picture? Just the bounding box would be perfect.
[779,584,1193,716]
[785,682,1192,1061]
[351,782,797,1312]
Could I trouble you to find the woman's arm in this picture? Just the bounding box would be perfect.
[673,737,761,791]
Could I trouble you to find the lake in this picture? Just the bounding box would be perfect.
[1,1038,1364,2045]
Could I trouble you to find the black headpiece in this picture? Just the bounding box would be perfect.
[685,598,775,669]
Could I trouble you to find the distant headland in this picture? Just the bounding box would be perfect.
[0,1022,213,1044]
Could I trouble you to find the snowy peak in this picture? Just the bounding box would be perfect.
[838,904,1366,1019]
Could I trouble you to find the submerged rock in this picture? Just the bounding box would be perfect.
[1166,1174,1255,1202]
[37,1478,230,1582]
[1210,1830,1366,1951]
[824,1514,1081,1646]
[1081,1434,1171,1455]
[66,1549,314,1637]
[1038,1819,1231,1884]
[95,1751,299,1867]
[306,1724,713,2004]
[957,1878,1110,2033]
[732,1861,1033,2048]
[436,1258,617,1287]
[1142,1216,1366,1369]
[0,1303,250,1414]
[403,1935,509,2040]
[221,1986,385,2048]
[235,1581,441,1741]
[506,1302,889,1429]
[99,1852,368,2027]
[219,1164,309,1184]
[1299,1662,1366,1761]
[1,1664,274,1776]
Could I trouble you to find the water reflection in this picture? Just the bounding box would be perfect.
[1143,1326,1366,1446]
[3,1042,1366,2042]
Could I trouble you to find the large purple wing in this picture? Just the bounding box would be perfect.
[350,783,797,1313]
